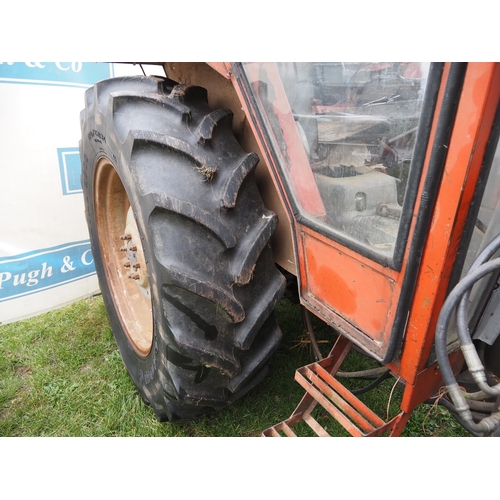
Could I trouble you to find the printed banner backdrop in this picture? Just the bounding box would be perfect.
[0,62,158,325]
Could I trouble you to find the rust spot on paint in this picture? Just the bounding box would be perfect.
[308,252,357,315]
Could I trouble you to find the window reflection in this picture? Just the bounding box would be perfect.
[245,62,430,260]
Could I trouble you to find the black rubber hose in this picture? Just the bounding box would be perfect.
[466,399,496,413]
[351,369,393,395]
[433,398,482,436]
[337,367,390,380]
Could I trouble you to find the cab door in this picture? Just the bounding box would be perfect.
[234,62,500,367]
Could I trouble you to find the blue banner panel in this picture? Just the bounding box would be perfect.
[0,62,113,88]
[0,241,96,302]
[58,148,82,195]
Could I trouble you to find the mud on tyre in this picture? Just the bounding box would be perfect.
[80,75,286,421]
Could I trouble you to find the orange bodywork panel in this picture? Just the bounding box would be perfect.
[300,227,397,352]
[206,62,232,79]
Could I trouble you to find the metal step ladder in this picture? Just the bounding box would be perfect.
[262,335,408,437]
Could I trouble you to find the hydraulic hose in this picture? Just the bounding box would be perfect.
[456,232,500,397]
[435,256,500,435]
[337,367,390,379]
[350,370,393,396]
[433,398,483,436]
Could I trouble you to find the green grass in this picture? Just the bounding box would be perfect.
[0,295,469,436]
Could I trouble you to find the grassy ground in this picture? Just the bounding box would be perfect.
[0,295,469,437]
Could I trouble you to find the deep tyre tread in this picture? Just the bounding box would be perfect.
[80,75,285,422]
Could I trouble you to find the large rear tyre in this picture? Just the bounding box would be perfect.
[80,76,286,421]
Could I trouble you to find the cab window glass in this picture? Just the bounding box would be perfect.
[243,62,431,261]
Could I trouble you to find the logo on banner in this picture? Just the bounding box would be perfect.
[0,241,96,302]
[0,62,113,88]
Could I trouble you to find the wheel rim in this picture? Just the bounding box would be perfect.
[94,157,153,356]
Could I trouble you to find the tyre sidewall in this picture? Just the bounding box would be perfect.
[81,116,168,419]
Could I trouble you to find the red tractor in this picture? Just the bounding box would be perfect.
[80,62,500,436]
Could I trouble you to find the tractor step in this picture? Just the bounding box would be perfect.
[262,336,405,437]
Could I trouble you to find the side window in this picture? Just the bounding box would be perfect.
[462,139,500,274]
[243,62,432,264]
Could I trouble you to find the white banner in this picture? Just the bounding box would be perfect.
[0,62,157,325]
